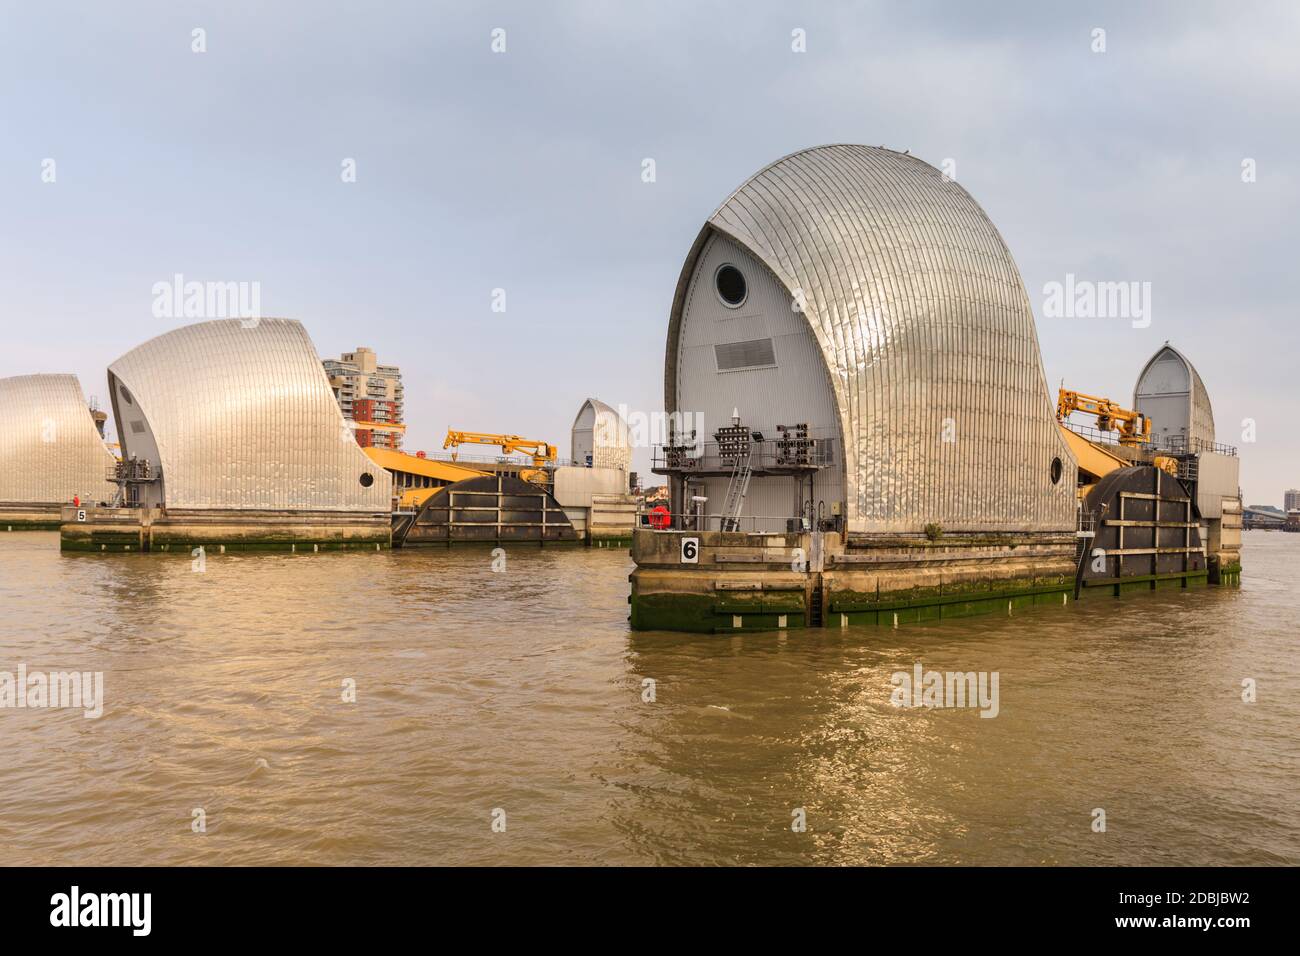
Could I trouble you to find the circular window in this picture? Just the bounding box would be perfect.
[359,472,375,488]
[119,385,133,406]
[1050,457,1063,485]
[714,264,747,307]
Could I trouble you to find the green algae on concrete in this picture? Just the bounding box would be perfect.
[149,533,389,552]
[630,589,808,633]
[60,506,392,553]
[1217,562,1242,586]
[60,532,144,553]
[1077,569,1209,599]
[2,506,66,531]
[590,534,634,549]
[630,592,718,633]
[627,527,1237,634]
[827,578,1072,626]
[62,534,391,554]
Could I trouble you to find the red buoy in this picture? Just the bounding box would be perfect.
[648,505,670,529]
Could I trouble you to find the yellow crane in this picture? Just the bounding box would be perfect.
[1056,388,1152,446]
[442,430,557,484]
[1056,387,1180,485]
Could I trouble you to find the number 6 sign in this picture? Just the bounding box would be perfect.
[680,536,699,564]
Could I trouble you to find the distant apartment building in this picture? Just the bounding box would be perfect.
[1286,489,1300,512]
[322,346,405,449]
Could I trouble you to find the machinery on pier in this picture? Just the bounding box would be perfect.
[107,455,160,507]
[363,445,578,546]
[443,430,557,485]
[1056,387,1151,446]
[1056,386,1181,484]
[1055,374,1239,591]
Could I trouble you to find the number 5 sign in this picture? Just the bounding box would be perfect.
[680,536,699,564]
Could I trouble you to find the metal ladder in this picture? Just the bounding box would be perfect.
[719,447,753,531]
[1073,508,1097,598]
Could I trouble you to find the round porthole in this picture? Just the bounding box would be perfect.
[714,264,747,308]
[1050,457,1063,485]
[359,472,375,488]
[119,385,133,406]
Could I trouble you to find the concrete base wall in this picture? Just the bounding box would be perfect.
[552,466,628,508]
[824,534,1076,626]
[1205,498,1243,585]
[1,503,63,530]
[631,528,1079,633]
[562,507,588,538]
[559,492,638,546]
[60,506,391,552]
[589,493,637,546]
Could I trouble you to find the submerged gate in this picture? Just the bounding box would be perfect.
[395,474,578,546]
[1078,465,1207,595]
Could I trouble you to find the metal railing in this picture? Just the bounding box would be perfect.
[1060,421,1237,458]
[637,507,810,534]
[652,430,836,473]
[1060,420,1128,447]
[1187,437,1238,457]
[401,450,579,469]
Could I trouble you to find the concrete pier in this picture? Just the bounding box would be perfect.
[1,504,64,531]
[60,505,391,552]
[629,528,1078,633]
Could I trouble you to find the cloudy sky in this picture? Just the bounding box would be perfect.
[3,0,1297,503]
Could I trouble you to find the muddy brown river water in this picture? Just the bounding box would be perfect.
[1,530,1296,865]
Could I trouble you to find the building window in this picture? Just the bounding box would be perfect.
[359,472,375,488]
[714,264,747,308]
[1050,457,1063,485]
